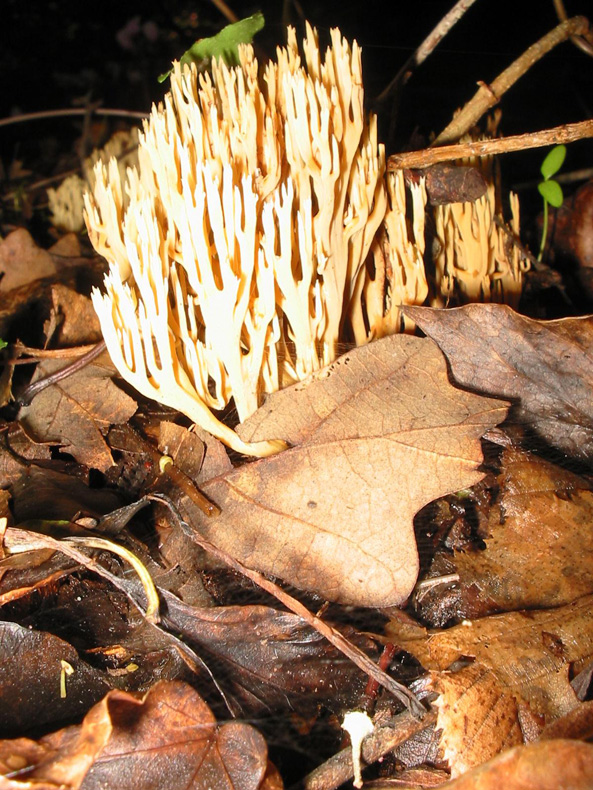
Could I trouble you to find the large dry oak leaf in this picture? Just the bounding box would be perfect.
[186,335,506,607]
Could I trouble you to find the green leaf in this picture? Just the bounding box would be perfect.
[538,179,564,208]
[159,12,265,83]
[0,339,6,351]
[540,145,567,180]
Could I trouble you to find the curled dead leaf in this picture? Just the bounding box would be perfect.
[401,739,593,790]
[387,594,593,720]
[0,681,277,789]
[404,304,593,461]
[417,447,593,622]
[18,355,137,472]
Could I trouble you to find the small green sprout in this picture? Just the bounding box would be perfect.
[0,339,7,351]
[537,144,566,261]
[159,12,264,82]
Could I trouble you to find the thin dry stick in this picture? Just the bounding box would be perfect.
[303,709,437,790]
[434,15,590,144]
[553,0,593,56]
[122,426,220,518]
[16,340,107,407]
[375,0,480,105]
[11,342,101,361]
[149,493,426,718]
[388,119,593,170]
[6,168,81,196]
[209,0,239,23]
[0,107,147,129]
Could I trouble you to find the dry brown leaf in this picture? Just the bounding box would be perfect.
[0,738,59,787]
[429,664,523,778]
[18,354,137,472]
[0,433,28,489]
[371,740,593,790]
[456,448,593,611]
[45,285,102,346]
[6,422,52,462]
[159,593,375,713]
[418,447,593,621]
[0,229,57,292]
[404,304,593,461]
[387,594,593,720]
[553,180,593,269]
[184,335,506,607]
[0,621,111,736]
[10,465,123,523]
[0,680,278,789]
[48,233,81,259]
[540,700,593,741]
[158,422,206,481]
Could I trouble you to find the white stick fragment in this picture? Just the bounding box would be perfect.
[342,710,375,789]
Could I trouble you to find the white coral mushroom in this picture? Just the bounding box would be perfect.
[84,23,387,456]
[48,129,139,235]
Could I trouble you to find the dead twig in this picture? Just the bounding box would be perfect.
[388,119,593,170]
[123,426,221,518]
[10,342,101,362]
[0,107,147,130]
[434,16,590,144]
[16,340,107,407]
[375,0,480,106]
[208,0,239,23]
[553,0,593,56]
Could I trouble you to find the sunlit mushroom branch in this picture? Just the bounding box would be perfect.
[358,170,429,339]
[84,23,389,456]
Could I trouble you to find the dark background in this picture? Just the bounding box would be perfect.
[1,0,592,199]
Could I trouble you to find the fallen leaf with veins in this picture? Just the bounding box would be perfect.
[369,740,593,790]
[0,621,111,736]
[416,447,593,623]
[540,700,593,741]
[429,664,523,777]
[159,593,375,713]
[45,285,102,346]
[183,335,506,607]
[18,355,137,472]
[387,594,593,719]
[0,680,278,789]
[404,304,593,461]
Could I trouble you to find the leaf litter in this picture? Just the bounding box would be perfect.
[0,14,593,778]
[0,231,592,786]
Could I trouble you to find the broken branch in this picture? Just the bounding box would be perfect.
[434,16,590,144]
[388,119,593,170]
